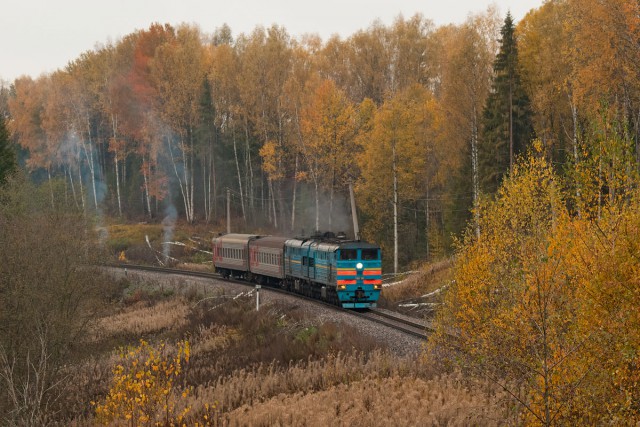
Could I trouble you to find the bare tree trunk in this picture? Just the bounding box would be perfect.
[66,166,79,210]
[189,126,195,223]
[291,153,298,232]
[47,167,55,209]
[472,105,480,238]
[271,180,278,229]
[244,116,255,213]
[329,185,334,231]
[569,95,582,217]
[82,117,99,210]
[425,187,429,260]
[393,140,398,274]
[203,130,216,223]
[76,151,86,213]
[111,114,122,217]
[168,136,192,223]
[232,124,246,223]
[202,157,209,222]
[509,80,514,172]
[142,154,152,219]
[314,161,320,232]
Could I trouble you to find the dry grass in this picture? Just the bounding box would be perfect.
[380,259,453,308]
[178,351,516,425]
[106,222,216,265]
[91,298,191,340]
[224,374,511,426]
[51,273,519,425]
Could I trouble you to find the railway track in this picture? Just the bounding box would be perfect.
[359,308,432,339]
[107,263,431,341]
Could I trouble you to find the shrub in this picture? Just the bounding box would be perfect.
[93,339,193,425]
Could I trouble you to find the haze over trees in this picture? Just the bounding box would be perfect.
[3,0,640,274]
[3,0,640,423]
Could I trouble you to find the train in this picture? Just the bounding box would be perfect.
[212,232,382,309]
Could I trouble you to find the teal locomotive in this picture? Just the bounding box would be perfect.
[212,232,382,309]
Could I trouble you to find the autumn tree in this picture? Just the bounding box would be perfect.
[299,79,357,232]
[281,36,323,232]
[233,26,295,229]
[479,12,534,194]
[124,24,175,219]
[518,0,574,163]
[436,8,499,237]
[9,77,49,172]
[151,24,208,223]
[432,150,584,425]
[563,0,640,216]
[358,85,442,272]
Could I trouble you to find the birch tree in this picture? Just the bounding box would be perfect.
[151,24,207,223]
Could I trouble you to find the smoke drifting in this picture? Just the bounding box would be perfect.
[294,183,355,239]
[162,203,177,262]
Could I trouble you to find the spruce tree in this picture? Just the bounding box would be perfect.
[0,115,16,185]
[479,12,534,194]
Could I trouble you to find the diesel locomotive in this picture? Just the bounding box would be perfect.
[212,232,382,308]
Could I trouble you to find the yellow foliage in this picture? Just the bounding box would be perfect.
[432,150,640,424]
[259,140,284,181]
[93,339,193,426]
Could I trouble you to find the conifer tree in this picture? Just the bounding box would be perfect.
[0,114,16,185]
[479,12,534,194]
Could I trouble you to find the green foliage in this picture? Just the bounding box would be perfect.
[479,12,534,194]
[0,115,16,185]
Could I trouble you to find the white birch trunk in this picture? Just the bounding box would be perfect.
[270,179,278,229]
[111,114,122,217]
[77,151,85,212]
[81,119,98,211]
[141,153,152,218]
[167,137,190,222]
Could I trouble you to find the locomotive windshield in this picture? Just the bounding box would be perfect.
[361,249,379,260]
[339,249,358,260]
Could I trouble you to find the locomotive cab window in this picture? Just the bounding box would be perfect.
[362,249,378,260]
[340,249,357,260]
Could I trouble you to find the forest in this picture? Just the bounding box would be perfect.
[2,0,640,424]
[1,0,639,272]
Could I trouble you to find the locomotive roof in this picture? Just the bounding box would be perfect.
[250,235,289,248]
[285,237,379,251]
[336,241,380,250]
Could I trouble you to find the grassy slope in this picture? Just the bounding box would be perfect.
[64,222,515,425]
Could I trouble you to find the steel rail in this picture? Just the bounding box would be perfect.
[106,263,432,340]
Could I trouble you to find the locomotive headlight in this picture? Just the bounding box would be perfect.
[356,262,364,271]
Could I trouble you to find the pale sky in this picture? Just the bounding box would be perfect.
[1,0,544,83]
